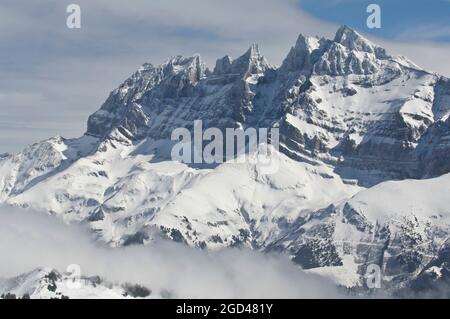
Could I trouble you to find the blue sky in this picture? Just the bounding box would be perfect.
[1,0,450,153]
[300,0,450,42]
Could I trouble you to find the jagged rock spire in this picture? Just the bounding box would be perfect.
[334,25,388,58]
[214,43,269,79]
[280,33,322,72]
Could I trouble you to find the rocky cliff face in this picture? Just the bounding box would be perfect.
[85,25,450,186]
[1,26,450,295]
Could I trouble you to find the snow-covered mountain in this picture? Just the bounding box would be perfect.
[0,268,155,299]
[1,26,450,297]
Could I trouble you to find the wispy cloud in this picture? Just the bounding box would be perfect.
[0,205,343,298]
[396,24,450,41]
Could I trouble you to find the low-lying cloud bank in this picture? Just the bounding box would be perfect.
[0,205,343,298]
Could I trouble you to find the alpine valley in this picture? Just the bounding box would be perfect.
[1,26,450,298]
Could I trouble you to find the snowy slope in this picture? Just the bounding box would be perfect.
[268,173,450,289]
[0,268,154,299]
[4,135,360,249]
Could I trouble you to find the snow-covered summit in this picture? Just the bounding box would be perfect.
[334,25,388,59]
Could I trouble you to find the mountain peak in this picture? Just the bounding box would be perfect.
[334,25,359,41]
[280,33,322,72]
[163,54,204,71]
[214,43,269,78]
[245,43,261,58]
[334,25,388,59]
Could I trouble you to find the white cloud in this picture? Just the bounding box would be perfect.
[0,205,343,298]
[396,24,450,41]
